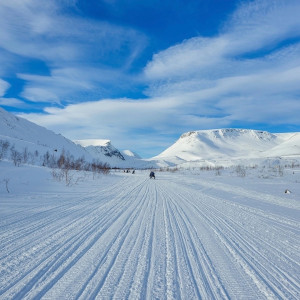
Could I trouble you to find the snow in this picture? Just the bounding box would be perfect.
[0,107,153,169]
[1,107,300,298]
[1,162,299,299]
[74,139,154,169]
[153,129,300,167]
[0,107,92,162]
[73,139,111,147]
[122,149,141,159]
[1,108,300,169]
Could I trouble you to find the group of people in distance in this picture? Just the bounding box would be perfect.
[124,169,156,179]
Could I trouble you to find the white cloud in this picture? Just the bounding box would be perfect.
[0,0,146,63]
[144,37,229,81]
[17,66,141,104]
[21,87,60,103]
[17,97,182,156]
[224,0,300,54]
[0,79,10,96]
[144,0,300,84]
[0,97,25,107]
[0,0,147,104]
[142,0,300,133]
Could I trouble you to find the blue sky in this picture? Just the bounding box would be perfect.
[0,0,300,157]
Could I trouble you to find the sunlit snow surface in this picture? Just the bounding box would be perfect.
[0,162,299,299]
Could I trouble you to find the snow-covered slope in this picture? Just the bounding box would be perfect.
[0,108,155,169]
[0,107,91,161]
[74,139,125,161]
[266,133,300,157]
[153,129,300,166]
[74,139,155,169]
[122,149,141,159]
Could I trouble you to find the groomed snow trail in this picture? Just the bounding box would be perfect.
[1,173,299,299]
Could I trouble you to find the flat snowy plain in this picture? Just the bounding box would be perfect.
[1,162,300,299]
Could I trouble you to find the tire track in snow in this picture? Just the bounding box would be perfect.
[162,192,181,300]
[1,173,299,299]
[200,199,300,299]
[33,178,150,300]
[165,178,300,299]
[0,183,131,296]
[79,181,153,299]
[157,183,230,299]
[40,178,151,299]
[0,178,148,299]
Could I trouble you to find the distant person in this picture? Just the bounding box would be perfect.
[149,171,155,179]
[132,170,135,174]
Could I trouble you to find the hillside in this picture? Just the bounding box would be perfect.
[0,107,91,161]
[153,129,300,166]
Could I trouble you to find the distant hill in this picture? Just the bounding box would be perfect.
[152,129,300,167]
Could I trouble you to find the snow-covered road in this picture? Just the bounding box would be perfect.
[1,171,299,299]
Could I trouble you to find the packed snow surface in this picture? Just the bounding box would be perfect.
[1,163,299,299]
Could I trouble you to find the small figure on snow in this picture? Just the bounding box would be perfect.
[149,171,155,179]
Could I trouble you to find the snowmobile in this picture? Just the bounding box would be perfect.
[149,171,155,179]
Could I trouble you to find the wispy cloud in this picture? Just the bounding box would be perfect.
[0,97,25,107]
[0,1,145,63]
[0,0,147,104]
[0,79,10,96]
[145,0,300,83]
[18,97,186,156]
[142,0,300,131]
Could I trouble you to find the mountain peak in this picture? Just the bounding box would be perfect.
[181,128,267,136]
[156,128,292,162]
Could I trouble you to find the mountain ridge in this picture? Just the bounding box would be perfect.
[154,128,300,165]
[1,107,299,168]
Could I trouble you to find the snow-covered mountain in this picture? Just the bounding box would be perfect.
[153,129,300,166]
[74,139,125,161]
[0,107,92,161]
[1,107,299,169]
[74,139,154,169]
[0,107,154,168]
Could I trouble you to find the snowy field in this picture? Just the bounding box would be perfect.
[0,163,300,299]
